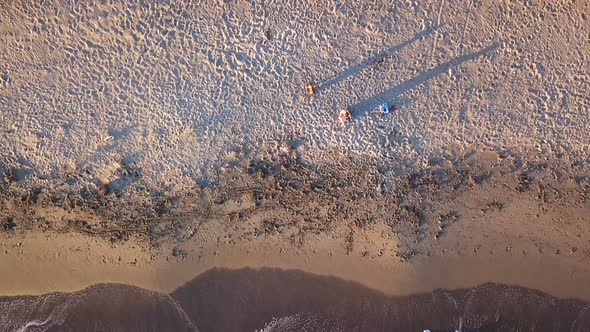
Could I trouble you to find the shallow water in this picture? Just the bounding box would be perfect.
[1,267,589,332]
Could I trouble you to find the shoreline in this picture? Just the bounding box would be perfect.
[2,232,590,301]
[2,146,589,301]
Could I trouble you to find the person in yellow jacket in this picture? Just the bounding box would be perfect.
[306,82,315,95]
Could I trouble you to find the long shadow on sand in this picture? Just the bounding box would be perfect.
[316,25,442,93]
[348,42,499,115]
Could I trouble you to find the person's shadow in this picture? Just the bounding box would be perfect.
[316,24,443,93]
[349,42,499,116]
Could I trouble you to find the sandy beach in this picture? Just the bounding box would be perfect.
[1,0,590,330]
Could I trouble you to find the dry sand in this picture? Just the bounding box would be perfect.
[0,0,590,324]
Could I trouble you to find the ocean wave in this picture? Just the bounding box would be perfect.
[0,284,196,332]
[1,270,589,331]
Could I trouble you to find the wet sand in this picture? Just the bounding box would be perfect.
[2,231,590,302]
